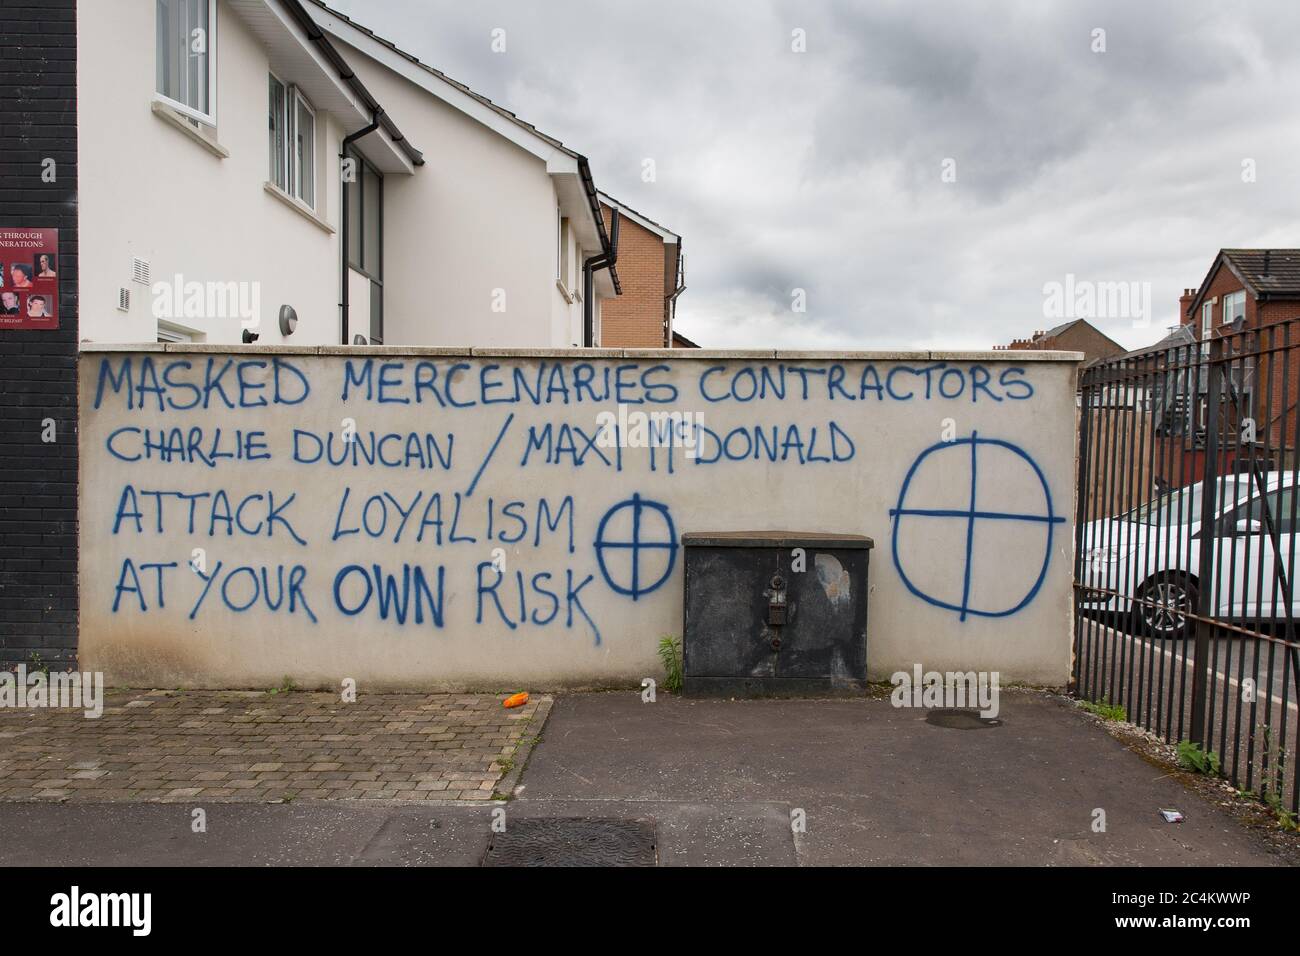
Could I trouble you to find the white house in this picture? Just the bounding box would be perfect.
[77,0,619,347]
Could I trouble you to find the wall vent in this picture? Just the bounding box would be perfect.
[117,288,130,312]
[131,257,151,284]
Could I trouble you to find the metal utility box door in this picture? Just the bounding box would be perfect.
[682,532,873,696]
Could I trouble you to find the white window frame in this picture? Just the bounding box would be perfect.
[1200,300,1214,357]
[1223,290,1246,327]
[268,72,287,190]
[268,75,316,210]
[291,89,317,207]
[556,207,563,281]
[559,218,571,289]
[573,244,582,303]
[155,0,218,127]
[157,322,196,344]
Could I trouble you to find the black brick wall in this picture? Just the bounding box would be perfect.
[0,0,79,668]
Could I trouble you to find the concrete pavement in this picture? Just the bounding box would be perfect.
[0,688,1294,865]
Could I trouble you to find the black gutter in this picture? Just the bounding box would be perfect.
[579,157,613,269]
[284,0,424,167]
[583,209,619,347]
[338,113,381,344]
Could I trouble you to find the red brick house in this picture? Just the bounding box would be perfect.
[1145,249,1300,486]
[598,193,685,348]
[994,318,1125,365]
[1183,250,1300,453]
[1180,249,1300,338]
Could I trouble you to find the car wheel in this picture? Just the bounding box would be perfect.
[1135,573,1197,641]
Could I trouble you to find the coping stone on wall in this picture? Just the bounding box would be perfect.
[82,342,167,352]
[77,345,1085,363]
[162,343,322,355]
[470,347,625,358]
[926,350,1084,362]
[657,349,779,359]
[771,350,930,361]
[320,345,473,357]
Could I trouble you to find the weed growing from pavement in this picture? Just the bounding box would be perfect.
[1073,692,1298,838]
[1079,699,1127,721]
[1257,789,1299,831]
[1250,725,1298,830]
[266,677,299,696]
[1176,740,1221,776]
[26,652,51,677]
[658,635,683,693]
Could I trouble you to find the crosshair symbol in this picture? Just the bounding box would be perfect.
[594,494,677,600]
[889,431,1065,621]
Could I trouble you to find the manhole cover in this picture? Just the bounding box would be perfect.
[925,708,1002,729]
[483,818,657,867]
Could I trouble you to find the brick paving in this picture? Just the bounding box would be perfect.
[0,689,549,803]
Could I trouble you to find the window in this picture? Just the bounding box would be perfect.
[295,95,316,207]
[268,76,286,189]
[267,76,315,207]
[1223,486,1298,535]
[362,162,379,275]
[1224,290,1247,328]
[347,158,382,277]
[1130,478,1260,528]
[157,323,195,344]
[346,172,362,270]
[559,217,571,290]
[345,148,383,344]
[1201,301,1213,356]
[156,0,216,125]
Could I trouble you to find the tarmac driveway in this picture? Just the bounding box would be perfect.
[511,688,1292,866]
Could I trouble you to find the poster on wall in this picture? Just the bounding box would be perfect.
[0,227,59,330]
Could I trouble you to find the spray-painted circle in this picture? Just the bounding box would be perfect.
[889,432,1063,620]
[593,494,677,600]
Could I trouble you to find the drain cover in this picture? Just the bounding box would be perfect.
[925,708,1002,729]
[483,818,657,867]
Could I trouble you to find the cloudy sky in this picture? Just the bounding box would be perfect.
[329,0,1300,351]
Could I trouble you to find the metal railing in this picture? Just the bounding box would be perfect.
[1074,318,1300,816]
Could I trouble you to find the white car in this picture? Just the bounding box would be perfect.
[1081,472,1300,639]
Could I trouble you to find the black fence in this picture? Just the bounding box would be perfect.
[1074,318,1300,816]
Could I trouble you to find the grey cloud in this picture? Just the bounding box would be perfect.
[328,0,1300,351]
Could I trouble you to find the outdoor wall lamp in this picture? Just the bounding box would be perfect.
[279,304,298,337]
